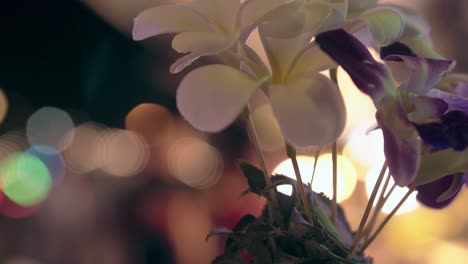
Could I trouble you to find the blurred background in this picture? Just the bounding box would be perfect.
[0,0,466,263]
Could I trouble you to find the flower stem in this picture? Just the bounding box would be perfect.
[245,105,277,204]
[348,161,387,258]
[244,104,277,251]
[362,171,392,241]
[310,147,321,188]
[331,142,338,225]
[359,185,416,254]
[286,144,314,225]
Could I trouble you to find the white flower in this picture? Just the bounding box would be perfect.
[176,1,347,148]
[133,0,292,73]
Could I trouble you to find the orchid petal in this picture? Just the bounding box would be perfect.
[428,89,468,114]
[316,29,393,102]
[133,4,210,40]
[455,82,468,98]
[400,35,445,59]
[269,74,346,147]
[415,110,468,152]
[348,0,378,13]
[407,96,448,123]
[414,148,468,185]
[376,99,421,186]
[382,51,455,95]
[360,7,405,47]
[176,65,259,132]
[416,174,463,209]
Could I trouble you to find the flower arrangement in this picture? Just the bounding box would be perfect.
[132,0,468,263]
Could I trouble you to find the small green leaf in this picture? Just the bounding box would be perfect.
[206,228,239,242]
[239,161,267,193]
[233,214,256,233]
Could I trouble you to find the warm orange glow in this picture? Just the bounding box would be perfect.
[365,165,419,215]
[273,154,358,202]
[97,129,149,177]
[168,137,223,189]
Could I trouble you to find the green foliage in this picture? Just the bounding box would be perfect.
[208,161,373,264]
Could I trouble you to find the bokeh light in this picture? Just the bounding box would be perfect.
[125,103,174,148]
[62,122,107,174]
[0,152,52,206]
[97,129,149,177]
[344,123,385,171]
[0,191,40,218]
[0,131,28,161]
[26,107,75,152]
[427,242,468,264]
[0,88,9,123]
[365,165,419,215]
[273,154,358,202]
[168,137,223,189]
[25,145,65,185]
[337,66,377,140]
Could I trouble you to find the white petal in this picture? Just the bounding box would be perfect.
[190,0,240,33]
[133,4,209,40]
[239,0,293,28]
[287,43,337,80]
[259,1,337,38]
[170,53,201,74]
[176,65,259,132]
[269,74,346,147]
[172,31,229,53]
[259,26,312,82]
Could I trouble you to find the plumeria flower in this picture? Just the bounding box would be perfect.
[133,0,292,73]
[315,29,468,190]
[173,0,412,147]
[176,1,348,148]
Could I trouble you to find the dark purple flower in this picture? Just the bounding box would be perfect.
[415,110,468,151]
[316,29,468,191]
[416,173,464,209]
[315,29,390,102]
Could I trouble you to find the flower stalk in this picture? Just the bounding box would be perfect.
[286,144,314,224]
[331,142,338,225]
[348,161,387,258]
[359,185,416,254]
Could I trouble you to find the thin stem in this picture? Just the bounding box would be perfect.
[287,144,314,225]
[331,142,338,225]
[329,68,338,225]
[359,185,416,254]
[245,105,277,204]
[244,105,277,251]
[348,161,387,258]
[310,147,321,188]
[362,171,391,241]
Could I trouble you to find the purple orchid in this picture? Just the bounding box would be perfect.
[316,29,468,209]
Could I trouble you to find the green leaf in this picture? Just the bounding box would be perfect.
[206,228,240,242]
[233,214,256,233]
[239,161,267,193]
